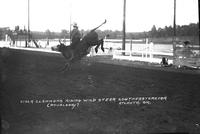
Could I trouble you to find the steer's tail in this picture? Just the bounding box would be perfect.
[90,20,107,32]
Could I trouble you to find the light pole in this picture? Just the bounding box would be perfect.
[122,0,126,55]
[28,0,30,43]
[28,0,30,42]
[198,0,200,51]
[173,0,176,38]
[69,0,72,44]
[173,0,176,64]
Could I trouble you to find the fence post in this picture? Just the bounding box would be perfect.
[145,38,148,58]
[149,42,153,59]
[130,39,132,58]
[145,47,147,58]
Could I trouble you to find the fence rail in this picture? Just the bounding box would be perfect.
[113,49,173,64]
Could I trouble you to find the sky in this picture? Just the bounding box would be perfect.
[0,0,198,32]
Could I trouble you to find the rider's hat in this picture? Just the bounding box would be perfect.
[73,23,78,28]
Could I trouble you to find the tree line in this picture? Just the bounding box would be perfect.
[0,22,199,41]
[149,23,199,38]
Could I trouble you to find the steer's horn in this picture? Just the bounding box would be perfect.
[104,19,107,24]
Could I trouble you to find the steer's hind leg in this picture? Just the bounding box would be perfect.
[95,44,100,53]
[100,39,104,52]
[94,39,103,53]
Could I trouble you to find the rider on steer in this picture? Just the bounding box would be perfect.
[70,23,81,49]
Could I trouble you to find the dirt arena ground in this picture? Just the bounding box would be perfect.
[1,48,200,134]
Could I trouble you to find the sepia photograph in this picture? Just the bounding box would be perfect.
[1,0,200,133]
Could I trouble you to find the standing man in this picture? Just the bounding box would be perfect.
[70,23,81,49]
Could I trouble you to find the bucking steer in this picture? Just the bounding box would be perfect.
[51,20,107,71]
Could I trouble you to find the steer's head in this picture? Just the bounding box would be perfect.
[51,42,65,52]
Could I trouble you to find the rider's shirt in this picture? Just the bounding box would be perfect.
[71,29,81,42]
[70,29,81,49]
